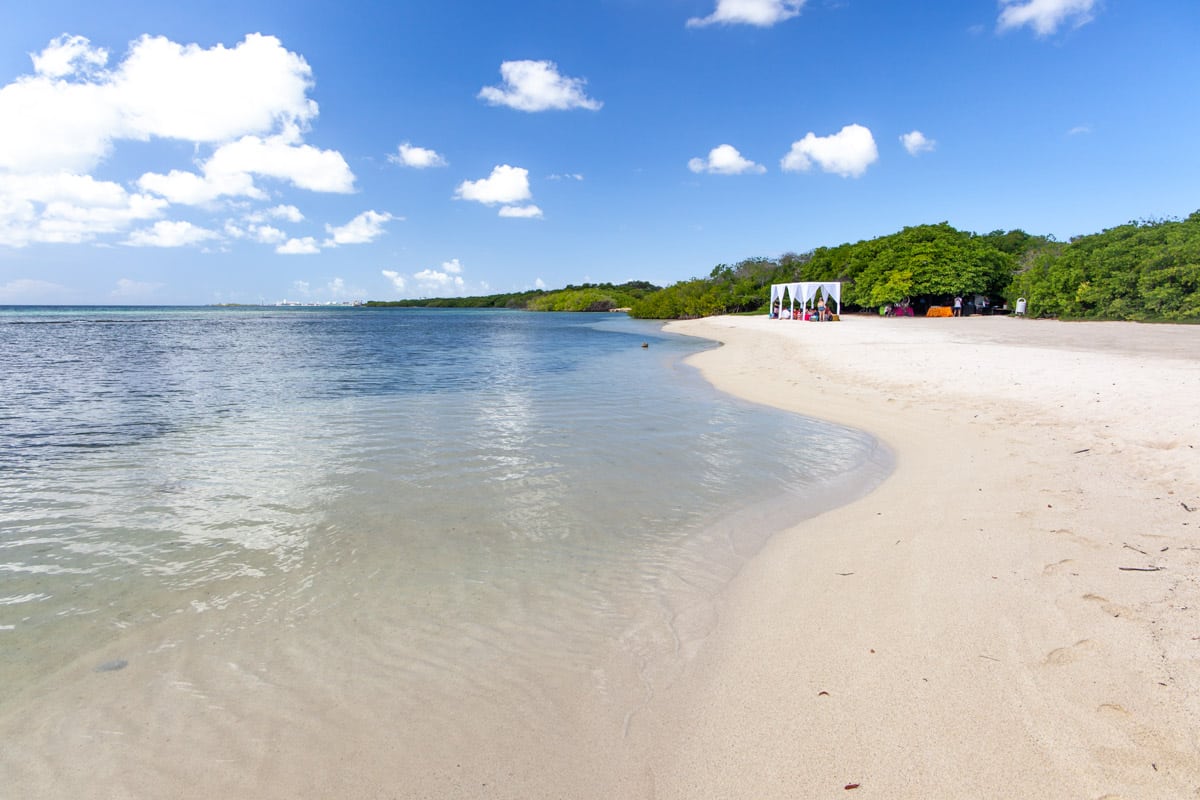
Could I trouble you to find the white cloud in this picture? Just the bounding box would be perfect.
[124,219,219,248]
[997,0,1097,36]
[323,210,395,246]
[781,124,878,178]
[384,258,476,295]
[900,130,936,156]
[498,204,544,218]
[414,267,466,292]
[252,225,287,244]
[136,167,260,205]
[382,269,406,291]
[1,33,317,176]
[0,172,167,246]
[478,60,602,112]
[0,33,352,250]
[688,144,766,175]
[687,0,806,28]
[455,165,533,205]
[0,278,68,301]
[1067,124,1092,136]
[534,278,547,290]
[135,130,354,205]
[203,129,355,193]
[389,142,448,168]
[266,204,304,223]
[547,173,584,181]
[277,237,320,254]
[31,34,108,79]
[111,277,164,298]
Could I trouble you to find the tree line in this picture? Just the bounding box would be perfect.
[629,212,1200,322]
[365,212,1200,322]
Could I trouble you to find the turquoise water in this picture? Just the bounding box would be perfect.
[0,306,889,792]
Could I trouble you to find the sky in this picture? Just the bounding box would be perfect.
[1,0,1197,305]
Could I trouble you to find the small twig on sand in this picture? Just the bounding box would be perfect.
[1182,501,1196,512]
[980,654,1000,662]
[1123,543,1148,555]
[1072,448,1090,454]
[1118,566,1164,572]
[836,572,855,576]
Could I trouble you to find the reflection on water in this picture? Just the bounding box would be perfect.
[0,307,890,743]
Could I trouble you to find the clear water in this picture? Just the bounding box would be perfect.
[0,306,889,792]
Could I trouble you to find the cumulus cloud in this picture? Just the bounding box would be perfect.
[0,32,353,249]
[498,204,544,218]
[687,0,806,28]
[455,165,535,212]
[414,267,466,292]
[781,124,878,178]
[688,144,766,175]
[900,130,936,156]
[323,210,395,246]
[277,237,320,255]
[381,269,406,292]
[478,60,602,112]
[389,142,448,168]
[124,220,219,247]
[383,259,477,296]
[997,0,1097,36]
[0,172,167,246]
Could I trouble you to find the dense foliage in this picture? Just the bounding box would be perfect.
[366,281,658,312]
[367,213,1200,323]
[628,213,1200,321]
[628,224,1031,319]
[1010,212,1200,321]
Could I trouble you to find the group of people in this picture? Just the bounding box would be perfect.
[770,297,834,321]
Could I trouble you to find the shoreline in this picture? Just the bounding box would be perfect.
[643,313,1200,797]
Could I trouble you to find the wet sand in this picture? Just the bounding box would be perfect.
[648,313,1200,798]
[3,312,1197,798]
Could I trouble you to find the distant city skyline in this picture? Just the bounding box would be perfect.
[2,0,1197,305]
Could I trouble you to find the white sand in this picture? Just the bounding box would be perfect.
[4,313,1197,798]
[645,313,1200,798]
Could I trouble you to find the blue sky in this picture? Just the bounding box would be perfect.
[1,0,1197,305]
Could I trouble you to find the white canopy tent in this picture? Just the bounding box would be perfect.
[769,282,842,318]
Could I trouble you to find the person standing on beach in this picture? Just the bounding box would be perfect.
[953,295,963,317]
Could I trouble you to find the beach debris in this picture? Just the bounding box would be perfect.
[1182,501,1195,512]
[980,654,1000,662]
[1123,543,1148,555]
[818,691,830,697]
[1072,448,1090,454]
[1118,566,1164,572]
[844,783,861,790]
[836,572,854,576]
[94,659,128,672]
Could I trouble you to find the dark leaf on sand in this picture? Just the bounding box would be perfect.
[845,783,861,790]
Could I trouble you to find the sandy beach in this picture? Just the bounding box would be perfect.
[647,313,1200,798]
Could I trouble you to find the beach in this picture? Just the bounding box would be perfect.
[647,313,1200,798]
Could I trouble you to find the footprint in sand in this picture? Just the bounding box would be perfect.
[1044,639,1095,666]
[1082,593,1135,619]
[1043,559,1074,576]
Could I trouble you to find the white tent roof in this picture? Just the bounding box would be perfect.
[770,282,842,311]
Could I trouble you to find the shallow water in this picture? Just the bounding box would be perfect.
[0,306,889,795]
